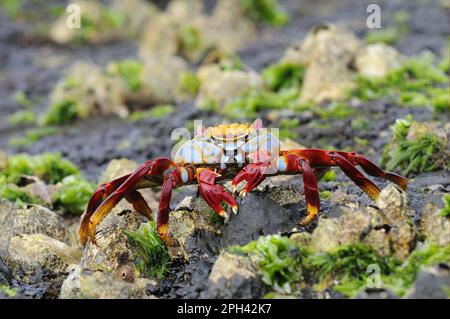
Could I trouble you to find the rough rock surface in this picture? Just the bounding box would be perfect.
[60,265,152,299]
[6,234,81,297]
[420,202,450,247]
[201,252,265,298]
[311,184,416,260]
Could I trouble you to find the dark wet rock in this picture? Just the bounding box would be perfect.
[356,288,398,299]
[60,265,153,299]
[201,252,265,298]
[6,234,81,298]
[407,264,450,299]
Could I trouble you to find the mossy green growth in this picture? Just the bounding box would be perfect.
[365,28,401,45]
[229,235,304,292]
[179,25,201,50]
[351,53,449,112]
[240,0,289,26]
[8,127,59,147]
[0,284,16,297]
[382,242,450,296]
[320,170,337,182]
[224,88,303,119]
[1,153,79,185]
[228,234,450,298]
[125,222,171,279]
[108,59,143,92]
[439,194,450,217]
[0,181,43,208]
[315,102,356,120]
[381,116,447,175]
[11,91,32,108]
[7,110,36,125]
[279,118,299,140]
[42,100,81,125]
[52,175,95,215]
[129,105,175,122]
[179,71,200,96]
[262,63,305,92]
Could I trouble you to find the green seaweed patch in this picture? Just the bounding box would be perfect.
[262,63,305,92]
[0,284,16,297]
[240,0,289,26]
[320,170,337,182]
[129,105,175,122]
[11,91,32,108]
[229,235,305,293]
[7,110,37,126]
[365,28,402,45]
[52,175,95,215]
[381,116,447,175]
[279,118,299,140]
[179,71,200,96]
[439,194,450,217]
[315,102,356,120]
[179,25,201,50]
[351,53,449,112]
[224,88,303,119]
[42,100,82,125]
[1,153,79,185]
[0,181,43,208]
[8,127,59,147]
[108,59,143,92]
[125,222,171,279]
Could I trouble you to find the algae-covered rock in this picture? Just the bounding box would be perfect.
[0,199,18,256]
[60,265,153,299]
[201,251,265,298]
[6,234,81,296]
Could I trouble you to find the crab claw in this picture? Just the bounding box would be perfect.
[197,168,238,220]
[231,162,270,197]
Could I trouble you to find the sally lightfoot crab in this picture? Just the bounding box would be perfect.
[79,119,408,246]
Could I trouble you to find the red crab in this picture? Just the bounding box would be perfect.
[79,119,408,246]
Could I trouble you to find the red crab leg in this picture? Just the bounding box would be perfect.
[197,168,238,221]
[298,159,320,226]
[343,152,408,190]
[79,174,130,246]
[125,190,154,221]
[80,158,178,246]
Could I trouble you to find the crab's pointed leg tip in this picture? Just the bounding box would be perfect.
[231,185,237,193]
[232,205,238,215]
[239,190,247,198]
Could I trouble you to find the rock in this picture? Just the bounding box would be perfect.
[281,24,362,103]
[311,185,416,260]
[6,234,81,297]
[201,252,265,298]
[356,43,402,78]
[139,54,189,104]
[99,158,138,182]
[60,265,153,299]
[50,61,129,118]
[195,64,262,111]
[356,288,398,299]
[420,202,450,246]
[10,205,71,244]
[407,264,450,299]
[0,199,18,256]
